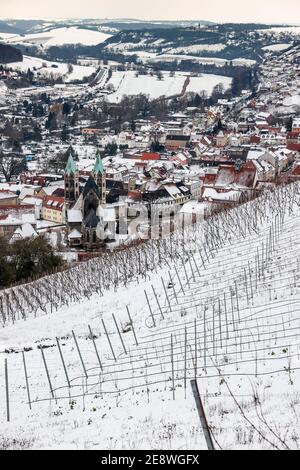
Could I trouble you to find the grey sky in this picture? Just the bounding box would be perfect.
[1,0,300,23]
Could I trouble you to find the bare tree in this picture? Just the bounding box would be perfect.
[0,152,27,182]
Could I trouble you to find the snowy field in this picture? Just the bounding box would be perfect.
[262,43,293,52]
[104,71,232,102]
[3,55,96,83]
[1,183,300,449]
[0,32,19,40]
[6,27,111,48]
[186,74,232,95]
[259,26,300,36]
[168,44,227,55]
[147,54,256,67]
[105,71,186,102]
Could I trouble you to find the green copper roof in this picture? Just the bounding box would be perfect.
[65,154,78,175]
[93,153,104,175]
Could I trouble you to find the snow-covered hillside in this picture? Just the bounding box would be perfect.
[6,27,111,48]
[1,183,300,450]
[103,71,232,102]
[105,71,186,102]
[5,55,96,83]
[186,74,232,95]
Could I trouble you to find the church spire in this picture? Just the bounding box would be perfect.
[65,153,78,176]
[65,153,79,208]
[92,151,106,206]
[93,151,104,175]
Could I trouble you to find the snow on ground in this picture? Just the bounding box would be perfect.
[1,183,300,449]
[104,71,232,102]
[186,74,232,95]
[231,58,257,66]
[7,27,111,48]
[282,94,300,108]
[105,40,148,52]
[262,43,293,52]
[259,26,300,36]
[147,54,256,67]
[0,32,19,40]
[3,55,96,83]
[168,44,227,54]
[105,71,186,102]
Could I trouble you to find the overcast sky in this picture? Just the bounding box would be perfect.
[1,0,300,24]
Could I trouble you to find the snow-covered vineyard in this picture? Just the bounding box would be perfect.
[1,182,300,449]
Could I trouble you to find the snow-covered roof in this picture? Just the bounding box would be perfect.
[68,229,82,239]
[11,223,38,241]
[68,209,83,223]
[203,187,242,202]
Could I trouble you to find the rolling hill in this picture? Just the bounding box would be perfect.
[0,43,22,64]
[1,20,300,65]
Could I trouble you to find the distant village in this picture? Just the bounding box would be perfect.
[1,45,300,261]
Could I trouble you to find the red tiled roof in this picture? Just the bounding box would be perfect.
[287,131,300,139]
[292,165,300,176]
[141,152,160,161]
[215,162,256,188]
[288,143,300,151]
[43,196,65,212]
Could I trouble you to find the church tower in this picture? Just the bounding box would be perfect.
[81,176,102,250]
[64,154,80,208]
[92,151,106,206]
[81,153,106,250]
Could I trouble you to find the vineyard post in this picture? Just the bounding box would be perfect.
[182,263,191,289]
[174,265,184,293]
[56,337,71,388]
[151,285,164,320]
[234,281,240,323]
[248,261,254,299]
[188,257,196,283]
[169,271,178,304]
[102,320,117,362]
[112,314,127,355]
[191,252,201,277]
[5,358,10,422]
[184,326,187,397]
[223,292,229,340]
[198,250,206,269]
[230,291,235,332]
[161,277,171,310]
[204,307,207,374]
[88,325,103,371]
[212,304,216,355]
[191,379,215,451]
[72,330,88,378]
[22,351,32,410]
[40,347,54,399]
[171,334,175,401]
[244,268,249,304]
[194,319,197,379]
[218,299,223,349]
[144,290,156,327]
[126,306,138,346]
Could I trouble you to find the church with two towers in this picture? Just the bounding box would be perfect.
[64,152,107,250]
